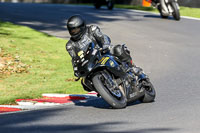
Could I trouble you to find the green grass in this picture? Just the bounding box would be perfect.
[0,21,85,105]
[115,4,157,12]
[179,7,200,18]
[115,4,200,18]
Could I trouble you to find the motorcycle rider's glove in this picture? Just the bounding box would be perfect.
[102,44,110,50]
[101,44,110,54]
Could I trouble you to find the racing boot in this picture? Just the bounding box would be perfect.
[127,61,148,81]
[133,66,148,81]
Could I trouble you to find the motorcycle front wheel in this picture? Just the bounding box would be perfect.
[171,2,181,21]
[92,73,127,109]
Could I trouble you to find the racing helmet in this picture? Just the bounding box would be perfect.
[67,15,86,40]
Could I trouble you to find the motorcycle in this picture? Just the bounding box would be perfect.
[74,42,156,109]
[94,0,114,10]
[152,0,181,20]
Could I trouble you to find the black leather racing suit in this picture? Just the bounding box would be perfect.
[66,25,111,76]
[66,25,144,77]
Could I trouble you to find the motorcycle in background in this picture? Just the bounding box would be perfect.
[94,0,114,10]
[151,0,181,20]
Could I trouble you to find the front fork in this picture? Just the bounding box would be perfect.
[160,0,170,16]
[160,0,179,15]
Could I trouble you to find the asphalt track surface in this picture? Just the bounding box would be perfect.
[0,3,200,133]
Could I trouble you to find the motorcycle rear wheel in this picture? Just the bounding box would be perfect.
[171,2,181,21]
[94,3,101,9]
[139,80,156,103]
[107,1,114,10]
[92,73,127,109]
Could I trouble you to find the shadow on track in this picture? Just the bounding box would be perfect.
[144,15,175,20]
[0,3,146,38]
[0,108,179,133]
[74,97,145,110]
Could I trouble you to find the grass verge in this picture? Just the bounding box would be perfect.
[0,21,85,105]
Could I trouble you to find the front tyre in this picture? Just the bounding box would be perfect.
[92,73,127,109]
[171,2,181,21]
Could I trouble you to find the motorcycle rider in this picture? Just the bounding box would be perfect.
[66,15,147,82]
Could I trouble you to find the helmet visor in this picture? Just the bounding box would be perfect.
[69,27,81,36]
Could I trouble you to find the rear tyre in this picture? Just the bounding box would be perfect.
[94,4,101,9]
[94,0,101,9]
[92,73,127,109]
[139,80,156,103]
[171,2,180,21]
[107,1,114,10]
